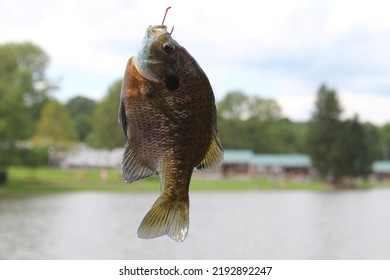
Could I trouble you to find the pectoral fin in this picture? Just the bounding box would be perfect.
[118,99,128,139]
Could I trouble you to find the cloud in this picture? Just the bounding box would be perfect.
[1,0,389,124]
[340,91,390,125]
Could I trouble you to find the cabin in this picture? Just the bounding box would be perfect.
[372,161,390,181]
[53,144,123,169]
[221,150,312,179]
[253,154,312,179]
[221,150,390,181]
[222,150,255,178]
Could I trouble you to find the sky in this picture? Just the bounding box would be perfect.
[1,0,389,124]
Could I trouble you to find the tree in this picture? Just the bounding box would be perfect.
[364,123,381,161]
[379,124,390,160]
[307,84,375,186]
[337,115,373,180]
[218,91,281,121]
[0,60,31,183]
[66,96,97,118]
[66,96,97,141]
[0,44,35,142]
[307,84,343,183]
[270,119,309,153]
[217,91,297,153]
[0,43,52,183]
[2,42,56,122]
[218,91,249,120]
[72,114,93,141]
[0,42,56,148]
[31,100,77,150]
[87,80,126,149]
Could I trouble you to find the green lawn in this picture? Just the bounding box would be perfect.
[1,166,380,194]
[5,166,152,192]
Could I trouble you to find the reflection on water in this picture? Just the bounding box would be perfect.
[1,189,390,259]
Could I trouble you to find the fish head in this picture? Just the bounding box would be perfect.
[135,25,179,83]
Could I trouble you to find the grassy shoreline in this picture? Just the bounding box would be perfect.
[1,166,387,195]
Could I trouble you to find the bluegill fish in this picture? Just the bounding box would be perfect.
[118,14,223,242]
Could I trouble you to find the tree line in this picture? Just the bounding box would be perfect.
[1,42,390,185]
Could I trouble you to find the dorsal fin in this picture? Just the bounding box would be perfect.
[196,132,224,171]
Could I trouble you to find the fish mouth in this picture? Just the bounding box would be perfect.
[147,25,169,39]
[134,25,174,83]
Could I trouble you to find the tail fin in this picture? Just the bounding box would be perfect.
[137,196,189,242]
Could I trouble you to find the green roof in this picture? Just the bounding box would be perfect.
[223,150,311,167]
[373,161,390,173]
[223,150,254,164]
[252,154,311,167]
[223,150,390,172]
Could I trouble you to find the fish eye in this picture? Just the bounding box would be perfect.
[162,42,175,54]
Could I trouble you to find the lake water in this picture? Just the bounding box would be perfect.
[1,189,390,259]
